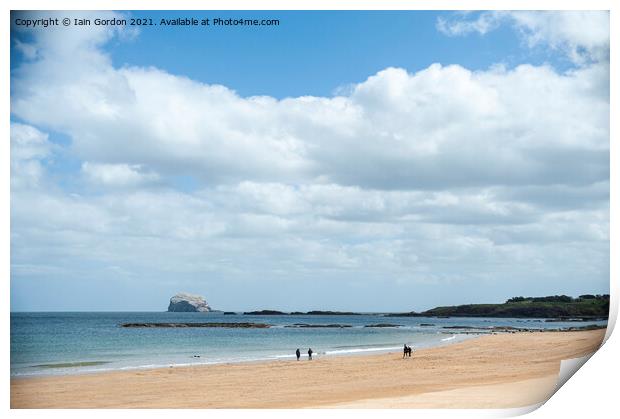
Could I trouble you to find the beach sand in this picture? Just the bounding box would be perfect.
[10,329,605,409]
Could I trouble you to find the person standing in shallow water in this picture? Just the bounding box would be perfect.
[296,348,301,361]
[308,348,313,360]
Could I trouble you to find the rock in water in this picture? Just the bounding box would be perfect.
[168,293,212,312]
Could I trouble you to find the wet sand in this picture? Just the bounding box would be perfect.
[10,329,605,408]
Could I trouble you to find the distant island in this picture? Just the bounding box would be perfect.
[294,311,362,316]
[167,293,609,320]
[167,293,212,312]
[385,295,609,319]
[242,310,363,315]
[243,310,286,315]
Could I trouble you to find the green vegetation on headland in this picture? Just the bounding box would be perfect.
[386,294,609,319]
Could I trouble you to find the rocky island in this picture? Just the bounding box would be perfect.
[243,310,286,315]
[167,292,212,312]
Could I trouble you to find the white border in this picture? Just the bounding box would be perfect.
[3,1,617,419]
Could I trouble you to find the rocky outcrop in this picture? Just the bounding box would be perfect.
[167,293,212,312]
[364,324,402,328]
[305,311,362,315]
[243,310,286,315]
[284,323,352,328]
[121,322,269,328]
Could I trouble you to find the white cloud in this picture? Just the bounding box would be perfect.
[508,11,610,64]
[13,39,38,60]
[11,122,51,160]
[11,58,609,190]
[81,162,159,187]
[10,122,53,188]
[436,11,502,36]
[437,11,609,65]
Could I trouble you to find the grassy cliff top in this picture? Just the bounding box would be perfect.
[388,294,609,318]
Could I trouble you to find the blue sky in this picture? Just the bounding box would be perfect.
[106,11,531,98]
[102,11,576,98]
[10,11,610,311]
[10,11,574,96]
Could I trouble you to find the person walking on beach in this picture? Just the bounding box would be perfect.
[308,348,313,360]
[296,348,301,361]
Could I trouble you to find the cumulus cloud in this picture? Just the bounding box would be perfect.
[11,60,609,190]
[9,11,609,310]
[437,11,609,65]
[81,162,160,187]
[436,11,502,36]
[10,122,53,188]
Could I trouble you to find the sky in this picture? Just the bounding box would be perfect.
[9,10,610,312]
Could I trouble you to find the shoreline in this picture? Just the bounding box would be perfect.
[11,322,606,379]
[11,332,478,379]
[11,329,605,408]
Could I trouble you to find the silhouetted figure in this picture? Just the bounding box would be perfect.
[403,344,412,358]
[296,348,301,361]
[308,348,313,360]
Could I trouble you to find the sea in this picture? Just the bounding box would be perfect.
[10,312,607,377]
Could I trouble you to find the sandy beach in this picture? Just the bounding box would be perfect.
[10,329,605,409]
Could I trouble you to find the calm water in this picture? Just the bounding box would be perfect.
[10,312,607,377]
